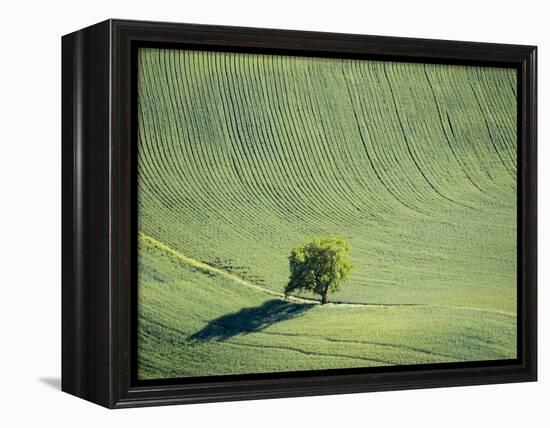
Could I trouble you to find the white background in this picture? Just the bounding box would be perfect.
[0,0,546,426]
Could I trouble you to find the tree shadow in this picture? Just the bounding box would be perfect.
[189,299,314,342]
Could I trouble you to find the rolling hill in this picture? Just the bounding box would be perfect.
[136,48,517,379]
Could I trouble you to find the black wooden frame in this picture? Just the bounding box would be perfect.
[62,19,537,408]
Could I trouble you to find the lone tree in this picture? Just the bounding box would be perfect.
[285,237,353,305]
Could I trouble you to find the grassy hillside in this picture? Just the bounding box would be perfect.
[136,48,517,379]
[138,234,516,379]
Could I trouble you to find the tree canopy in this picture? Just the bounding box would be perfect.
[284,237,353,304]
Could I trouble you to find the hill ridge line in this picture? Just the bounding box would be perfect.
[138,232,516,317]
[139,231,317,304]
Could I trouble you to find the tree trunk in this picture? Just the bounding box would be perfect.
[321,291,328,305]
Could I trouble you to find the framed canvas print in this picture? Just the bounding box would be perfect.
[62,19,537,408]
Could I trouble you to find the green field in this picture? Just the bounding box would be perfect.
[136,48,517,379]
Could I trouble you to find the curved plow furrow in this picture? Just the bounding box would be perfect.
[138,48,516,306]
